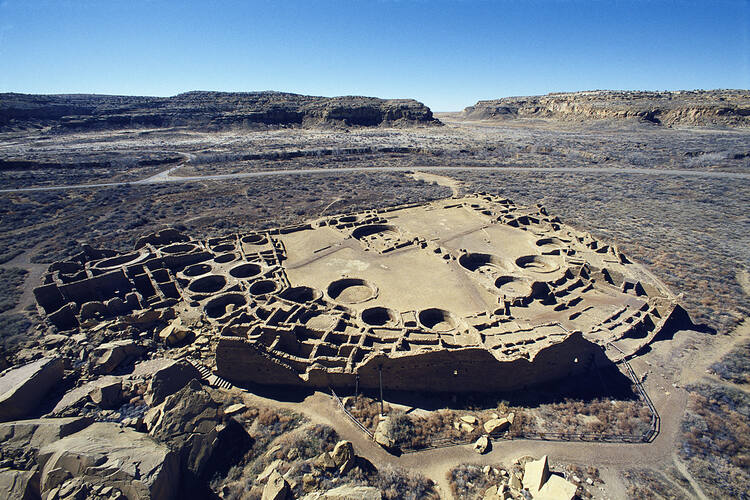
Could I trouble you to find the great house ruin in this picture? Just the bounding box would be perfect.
[33,194,688,393]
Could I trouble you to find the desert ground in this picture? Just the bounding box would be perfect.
[1,104,748,499]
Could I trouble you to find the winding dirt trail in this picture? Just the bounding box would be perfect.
[233,321,749,499]
[1,165,748,194]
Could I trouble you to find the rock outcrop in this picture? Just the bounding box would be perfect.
[302,485,382,500]
[133,358,201,406]
[462,89,750,127]
[0,91,441,132]
[37,422,179,500]
[0,468,37,500]
[0,357,64,421]
[146,379,250,479]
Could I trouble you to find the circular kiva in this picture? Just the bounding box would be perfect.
[204,293,246,319]
[351,224,399,240]
[418,308,458,332]
[188,275,226,294]
[213,253,236,264]
[160,243,196,254]
[183,263,212,277]
[211,243,235,253]
[494,276,534,298]
[94,252,143,269]
[249,279,279,296]
[337,215,358,224]
[515,255,560,273]
[241,234,268,245]
[280,286,322,303]
[361,306,399,327]
[536,237,567,250]
[327,278,377,304]
[229,263,262,279]
[458,252,506,273]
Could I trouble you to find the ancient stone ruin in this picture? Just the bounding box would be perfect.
[34,194,687,393]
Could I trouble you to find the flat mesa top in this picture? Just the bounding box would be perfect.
[33,194,682,392]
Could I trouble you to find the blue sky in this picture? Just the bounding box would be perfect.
[1,0,748,110]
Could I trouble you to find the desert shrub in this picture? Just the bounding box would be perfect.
[622,469,690,500]
[709,341,750,384]
[0,313,32,352]
[371,465,438,500]
[350,395,385,432]
[0,267,28,313]
[679,382,750,498]
[385,411,416,449]
[448,463,490,499]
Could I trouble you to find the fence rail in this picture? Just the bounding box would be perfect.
[330,388,374,439]
[329,345,661,453]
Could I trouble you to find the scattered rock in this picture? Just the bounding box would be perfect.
[224,403,246,416]
[0,357,64,421]
[88,377,122,408]
[37,422,179,500]
[301,484,382,500]
[262,470,290,500]
[460,422,475,433]
[509,472,522,490]
[373,417,394,449]
[473,434,490,454]
[483,417,510,434]
[158,318,190,346]
[313,452,337,471]
[257,460,285,484]
[89,340,144,375]
[330,440,355,474]
[460,415,478,425]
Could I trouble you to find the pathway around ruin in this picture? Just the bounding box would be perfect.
[237,321,750,499]
[1,164,749,193]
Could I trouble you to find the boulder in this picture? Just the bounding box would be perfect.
[0,468,38,500]
[536,475,578,500]
[0,357,64,421]
[262,470,290,500]
[256,459,285,484]
[460,415,478,425]
[37,422,179,500]
[484,417,510,434]
[473,434,490,454]
[135,359,201,406]
[88,377,122,408]
[509,472,522,490]
[460,422,475,433]
[522,455,550,494]
[373,417,394,449]
[89,340,144,375]
[224,403,246,416]
[158,318,189,346]
[330,440,355,474]
[301,485,382,500]
[313,452,337,470]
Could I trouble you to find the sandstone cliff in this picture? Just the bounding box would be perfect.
[462,89,750,127]
[0,91,441,132]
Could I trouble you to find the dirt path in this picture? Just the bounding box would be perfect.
[407,171,463,197]
[2,165,748,193]
[0,246,48,313]
[227,321,750,499]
